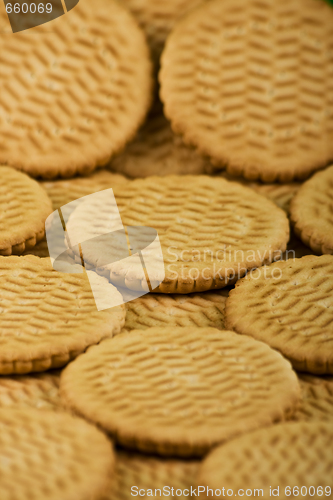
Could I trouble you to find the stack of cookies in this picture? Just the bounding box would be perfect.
[0,0,332,498]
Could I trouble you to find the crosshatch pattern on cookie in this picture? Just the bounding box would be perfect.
[226,255,333,374]
[60,327,300,457]
[0,167,52,255]
[198,421,333,496]
[67,175,289,293]
[293,374,333,422]
[122,291,228,331]
[0,372,61,411]
[0,0,152,178]
[0,408,114,500]
[0,256,125,375]
[290,165,333,255]
[160,0,333,182]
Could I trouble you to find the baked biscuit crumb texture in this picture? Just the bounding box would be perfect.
[0,0,152,178]
[0,166,52,256]
[160,0,333,182]
[226,255,333,374]
[290,165,333,254]
[60,327,300,457]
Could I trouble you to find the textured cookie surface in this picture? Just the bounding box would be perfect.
[198,421,333,500]
[67,175,289,293]
[0,408,113,500]
[290,165,333,254]
[0,166,52,255]
[60,327,300,457]
[160,0,333,182]
[123,290,228,331]
[0,371,61,411]
[105,450,199,500]
[293,374,333,422]
[110,101,209,177]
[0,0,152,178]
[226,255,333,374]
[0,256,125,374]
[120,0,204,62]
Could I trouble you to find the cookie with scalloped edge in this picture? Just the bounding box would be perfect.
[0,0,152,178]
[66,175,289,293]
[290,165,333,255]
[226,255,333,374]
[60,327,300,457]
[0,255,125,375]
[0,166,52,255]
[198,421,333,499]
[160,0,333,182]
[0,408,114,500]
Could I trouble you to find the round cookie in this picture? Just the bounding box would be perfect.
[109,100,210,178]
[123,290,228,331]
[0,371,61,411]
[105,450,199,500]
[160,0,333,182]
[293,374,333,422]
[119,0,204,62]
[66,175,290,293]
[0,0,152,179]
[0,255,125,374]
[0,166,52,255]
[60,327,300,457]
[0,408,113,500]
[225,255,333,374]
[198,421,333,500]
[290,165,333,254]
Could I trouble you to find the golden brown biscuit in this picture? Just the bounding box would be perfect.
[290,165,333,254]
[160,0,333,182]
[226,255,333,374]
[60,327,300,457]
[66,175,290,293]
[0,408,114,500]
[0,255,125,374]
[0,0,152,178]
[198,421,333,500]
[0,166,52,255]
[293,374,333,422]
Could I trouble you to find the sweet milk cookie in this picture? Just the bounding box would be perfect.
[283,231,313,261]
[60,327,300,457]
[292,374,333,422]
[105,450,199,500]
[0,371,61,411]
[123,290,228,331]
[160,0,333,182]
[290,165,333,254]
[225,255,333,374]
[0,255,125,374]
[66,175,289,293]
[0,0,152,179]
[109,100,210,178]
[0,408,113,500]
[120,0,204,62]
[198,421,333,500]
[0,166,52,255]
